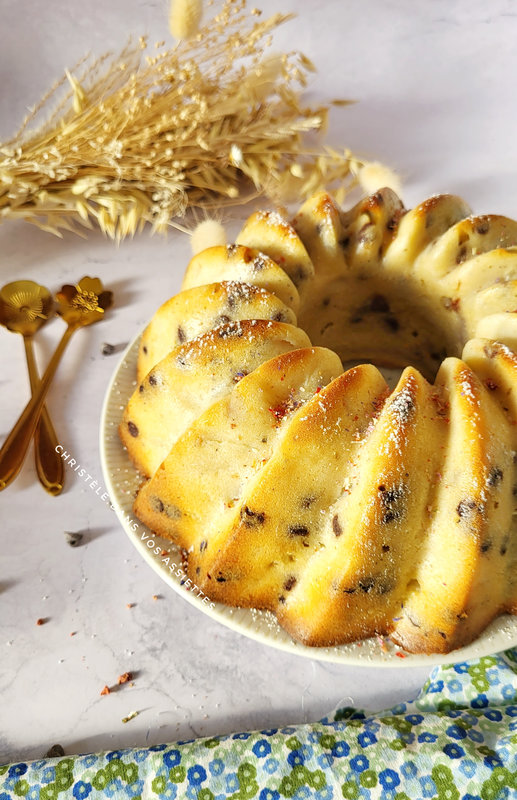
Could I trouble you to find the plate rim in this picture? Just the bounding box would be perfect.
[99,327,517,668]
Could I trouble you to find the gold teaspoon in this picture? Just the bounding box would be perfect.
[0,277,113,491]
[0,280,64,495]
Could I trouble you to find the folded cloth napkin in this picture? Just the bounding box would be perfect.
[2,648,516,800]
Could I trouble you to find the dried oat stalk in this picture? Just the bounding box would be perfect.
[0,0,362,239]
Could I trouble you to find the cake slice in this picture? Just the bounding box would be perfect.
[121,320,311,476]
[236,209,314,293]
[133,347,343,554]
[390,358,513,653]
[277,367,448,647]
[181,244,300,312]
[414,215,517,280]
[137,281,296,379]
[196,364,389,609]
[463,338,517,446]
[384,194,471,273]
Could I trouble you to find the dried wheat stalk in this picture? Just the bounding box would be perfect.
[0,0,362,239]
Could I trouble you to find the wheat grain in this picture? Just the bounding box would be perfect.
[0,0,364,240]
[169,0,204,39]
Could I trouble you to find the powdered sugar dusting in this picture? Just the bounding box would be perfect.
[176,318,276,367]
[256,209,298,239]
[381,376,417,455]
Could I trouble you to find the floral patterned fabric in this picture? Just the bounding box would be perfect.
[2,648,516,800]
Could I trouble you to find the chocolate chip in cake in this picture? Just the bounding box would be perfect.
[487,467,503,487]
[272,311,286,322]
[200,540,208,551]
[456,498,480,520]
[139,384,144,393]
[322,297,330,307]
[358,577,376,593]
[378,485,406,524]
[383,510,398,523]
[283,576,297,592]
[383,315,400,332]
[253,256,267,271]
[379,485,404,503]
[241,506,266,526]
[480,540,492,553]
[288,524,309,537]
[215,314,231,326]
[369,294,390,313]
[152,498,182,519]
[294,266,307,283]
[216,575,226,582]
[332,515,343,537]
[148,374,158,386]
[475,219,490,235]
[152,497,165,513]
[128,421,139,438]
[456,246,468,264]
[177,325,186,343]
[218,322,244,339]
[142,345,148,354]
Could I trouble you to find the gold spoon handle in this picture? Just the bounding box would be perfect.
[23,336,64,496]
[0,325,75,491]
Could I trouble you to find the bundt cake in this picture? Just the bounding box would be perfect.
[119,188,517,654]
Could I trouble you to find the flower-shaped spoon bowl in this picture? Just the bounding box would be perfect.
[55,276,113,328]
[0,276,113,491]
[0,280,64,494]
[0,280,53,336]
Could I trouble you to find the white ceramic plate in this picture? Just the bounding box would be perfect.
[100,331,517,667]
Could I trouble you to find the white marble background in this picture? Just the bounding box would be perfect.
[1,0,517,764]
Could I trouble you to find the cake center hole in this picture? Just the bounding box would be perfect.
[299,281,464,382]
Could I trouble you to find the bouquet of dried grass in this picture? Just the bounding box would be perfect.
[0,0,362,239]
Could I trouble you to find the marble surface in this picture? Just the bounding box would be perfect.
[2,0,517,765]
